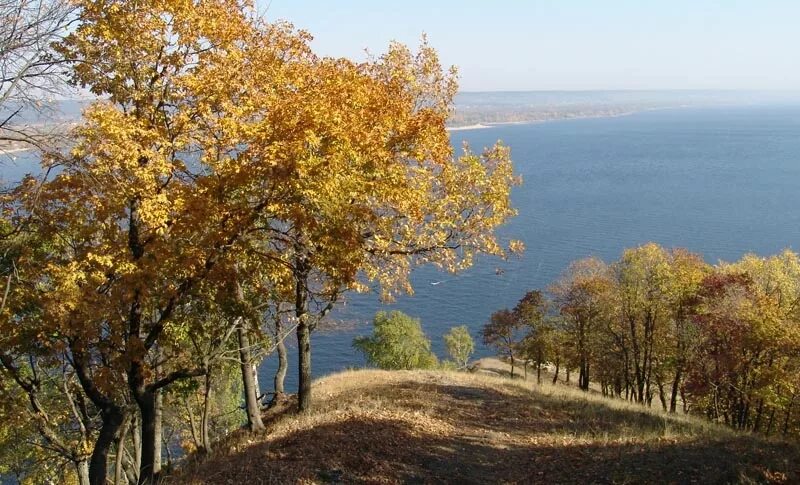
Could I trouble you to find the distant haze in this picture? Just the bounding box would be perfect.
[260,0,800,92]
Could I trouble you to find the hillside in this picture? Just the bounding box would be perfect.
[174,369,799,484]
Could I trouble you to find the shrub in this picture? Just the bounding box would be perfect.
[353,311,438,370]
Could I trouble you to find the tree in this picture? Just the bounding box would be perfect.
[612,243,673,405]
[5,1,312,483]
[550,257,613,391]
[1,0,77,151]
[663,249,708,412]
[443,326,475,370]
[252,39,520,412]
[353,311,438,370]
[513,290,550,383]
[482,308,524,377]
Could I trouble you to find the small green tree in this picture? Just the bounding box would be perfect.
[443,326,475,369]
[353,311,438,370]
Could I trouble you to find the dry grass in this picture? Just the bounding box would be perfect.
[170,369,799,484]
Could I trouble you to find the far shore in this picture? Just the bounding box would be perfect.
[445,103,701,131]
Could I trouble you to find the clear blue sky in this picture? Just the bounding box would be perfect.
[259,0,800,92]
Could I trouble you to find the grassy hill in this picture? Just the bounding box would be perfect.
[173,368,799,484]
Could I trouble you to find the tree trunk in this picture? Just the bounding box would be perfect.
[767,407,776,435]
[783,392,795,437]
[271,319,288,407]
[114,412,131,485]
[132,414,141,478]
[89,407,124,485]
[252,362,261,404]
[238,324,265,431]
[552,357,560,385]
[185,396,200,450]
[135,390,157,484]
[76,459,90,485]
[153,389,162,476]
[295,256,313,413]
[201,370,213,453]
[536,360,542,385]
[669,369,682,413]
[153,347,163,478]
[578,359,591,391]
[509,354,515,378]
[297,319,312,412]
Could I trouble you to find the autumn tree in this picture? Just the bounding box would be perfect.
[661,249,708,412]
[611,243,675,405]
[5,1,315,483]
[482,308,524,377]
[550,257,613,391]
[254,40,520,411]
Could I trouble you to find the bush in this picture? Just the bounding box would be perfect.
[353,311,438,370]
[443,325,475,369]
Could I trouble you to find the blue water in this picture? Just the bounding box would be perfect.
[5,104,800,392]
[262,104,800,392]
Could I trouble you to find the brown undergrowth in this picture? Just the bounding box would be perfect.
[170,370,799,484]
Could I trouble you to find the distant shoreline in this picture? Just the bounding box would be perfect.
[444,104,701,131]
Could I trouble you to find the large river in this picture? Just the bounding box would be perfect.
[266,104,800,390]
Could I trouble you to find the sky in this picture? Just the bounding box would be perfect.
[259,0,800,92]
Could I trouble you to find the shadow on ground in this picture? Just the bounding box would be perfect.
[177,380,799,484]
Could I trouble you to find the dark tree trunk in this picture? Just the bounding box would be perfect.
[579,360,591,391]
[669,369,682,413]
[767,407,776,435]
[509,354,515,378]
[657,380,667,412]
[295,254,313,413]
[552,357,559,385]
[135,390,157,484]
[238,324,265,431]
[89,407,124,485]
[536,360,542,385]
[681,386,688,413]
[783,393,795,437]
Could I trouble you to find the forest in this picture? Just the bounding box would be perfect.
[0,0,518,483]
[484,243,800,438]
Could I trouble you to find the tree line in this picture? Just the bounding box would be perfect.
[0,1,519,483]
[484,243,800,439]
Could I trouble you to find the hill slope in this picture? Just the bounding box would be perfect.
[175,370,798,484]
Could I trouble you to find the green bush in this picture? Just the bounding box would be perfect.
[353,311,438,370]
